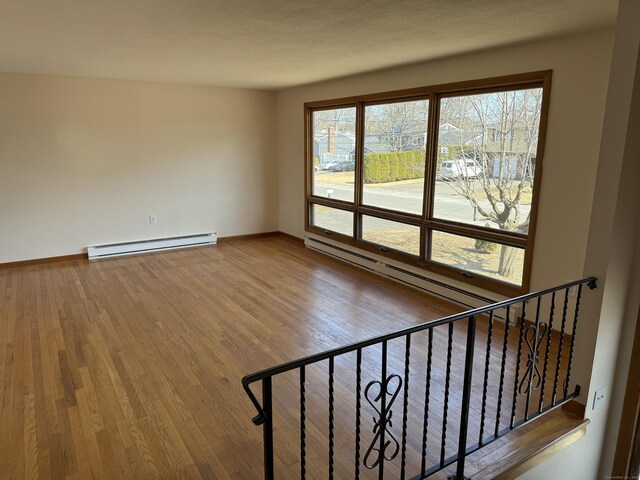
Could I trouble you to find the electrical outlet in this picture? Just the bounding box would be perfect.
[568,286,577,297]
[593,386,607,410]
[149,215,157,225]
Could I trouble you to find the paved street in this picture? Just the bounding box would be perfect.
[312,173,531,232]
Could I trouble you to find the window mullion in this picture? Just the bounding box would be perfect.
[422,93,441,262]
[354,101,365,239]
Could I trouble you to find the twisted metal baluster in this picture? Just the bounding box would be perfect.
[355,348,362,480]
[300,366,306,480]
[328,357,335,480]
[552,289,570,404]
[441,322,454,467]
[564,284,583,397]
[495,306,510,437]
[380,341,388,480]
[421,328,433,477]
[400,335,411,480]
[511,301,527,428]
[539,292,556,412]
[479,311,494,444]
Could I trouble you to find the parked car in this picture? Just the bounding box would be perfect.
[439,159,482,180]
[321,161,339,171]
[330,160,355,172]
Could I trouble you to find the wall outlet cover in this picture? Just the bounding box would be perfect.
[593,386,607,410]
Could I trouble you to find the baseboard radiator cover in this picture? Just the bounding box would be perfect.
[304,235,497,310]
[88,232,217,260]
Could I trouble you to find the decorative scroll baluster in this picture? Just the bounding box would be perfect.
[362,342,404,476]
[421,328,433,477]
[441,322,454,467]
[328,357,335,480]
[564,284,583,396]
[300,366,306,480]
[525,299,543,419]
[495,306,510,436]
[511,301,527,428]
[552,289,570,404]
[363,375,402,471]
[539,292,556,413]
[479,311,494,444]
[355,348,362,480]
[400,335,411,480]
[379,341,387,480]
[518,321,548,397]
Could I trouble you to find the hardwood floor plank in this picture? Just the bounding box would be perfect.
[67,405,93,480]
[23,393,39,480]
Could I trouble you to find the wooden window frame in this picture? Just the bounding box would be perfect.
[304,71,552,296]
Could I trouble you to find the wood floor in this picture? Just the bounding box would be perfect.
[0,236,460,479]
[0,236,574,479]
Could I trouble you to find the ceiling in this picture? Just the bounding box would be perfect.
[0,0,618,90]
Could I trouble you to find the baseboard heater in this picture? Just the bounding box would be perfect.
[304,236,497,310]
[87,232,217,260]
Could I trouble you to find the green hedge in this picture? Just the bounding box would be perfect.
[363,150,425,183]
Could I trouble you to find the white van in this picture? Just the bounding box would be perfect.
[439,159,482,180]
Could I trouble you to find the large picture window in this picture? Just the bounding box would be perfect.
[305,71,551,295]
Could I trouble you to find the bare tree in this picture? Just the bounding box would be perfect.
[365,101,429,152]
[313,108,356,134]
[439,89,542,278]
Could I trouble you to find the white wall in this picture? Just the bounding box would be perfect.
[277,29,614,294]
[525,0,640,476]
[0,73,278,263]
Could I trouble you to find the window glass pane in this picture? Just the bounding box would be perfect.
[311,204,353,236]
[430,230,524,285]
[312,107,356,202]
[434,88,542,234]
[362,99,429,215]
[361,216,420,256]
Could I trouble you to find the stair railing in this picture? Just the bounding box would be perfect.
[242,277,597,479]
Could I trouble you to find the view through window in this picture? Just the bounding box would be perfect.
[306,72,549,294]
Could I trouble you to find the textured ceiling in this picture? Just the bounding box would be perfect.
[0,0,618,89]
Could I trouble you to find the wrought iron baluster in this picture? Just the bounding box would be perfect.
[400,335,411,480]
[380,341,388,480]
[355,348,362,480]
[564,284,583,397]
[363,373,402,471]
[539,292,556,412]
[524,297,543,420]
[421,328,433,477]
[479,311,494,444]
[552,289,570,404]
[495,306,510,437]
[262,378,274,480]
[300,366,306,480]
[441,322,454,467]
[329,357,335,480]
[455,315,477,480]
[511,301,527,428]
